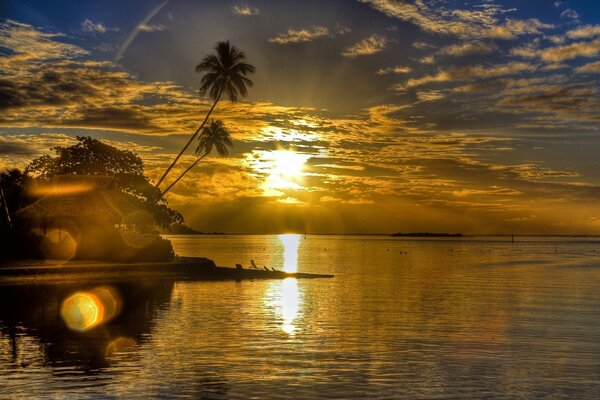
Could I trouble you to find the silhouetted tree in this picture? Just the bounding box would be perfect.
[155,41,255,191]
[26,136,182,227]
[159,119,233,199]
[0,168,34,215]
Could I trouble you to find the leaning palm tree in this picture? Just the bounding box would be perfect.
[155,41,255,191]
[158,119,233,200]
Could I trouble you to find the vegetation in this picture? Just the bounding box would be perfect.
[27,136,182,227]
[0,137,181,261]
[155,41,255,194]
[158,119,233,200]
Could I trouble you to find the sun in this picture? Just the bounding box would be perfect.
[270,150,306,179]
[245,149,311,195]
[264,150,310,193]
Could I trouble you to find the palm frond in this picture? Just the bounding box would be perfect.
[195,40,255,102]
[195,119,233,157]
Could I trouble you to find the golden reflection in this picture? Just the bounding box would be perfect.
[267,278,302,335]
[279,233,301,273]
[105,337,137,359]
[60,286,122,332]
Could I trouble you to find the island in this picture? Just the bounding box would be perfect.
[391,232,464,237]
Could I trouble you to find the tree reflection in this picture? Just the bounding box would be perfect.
[0,280,173,372]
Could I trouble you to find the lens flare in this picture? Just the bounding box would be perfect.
[105,337,137,359]
[60,286,122,332]
[40,229,77,260]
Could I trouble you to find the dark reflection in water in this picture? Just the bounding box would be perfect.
[0,280,230,398]
[0,281,171,371]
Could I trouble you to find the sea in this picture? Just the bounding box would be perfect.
[1,234,600,399]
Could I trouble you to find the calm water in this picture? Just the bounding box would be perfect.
[2,235,600,399]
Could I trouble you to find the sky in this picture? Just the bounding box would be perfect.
[1,0,600,234]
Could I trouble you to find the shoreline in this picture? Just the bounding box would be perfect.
[0,256,334,284]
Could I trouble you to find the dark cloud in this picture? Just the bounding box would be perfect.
[0,137,38,156]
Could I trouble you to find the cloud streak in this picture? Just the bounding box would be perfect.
[232,3,260,16]
[269,25,349,44]
[342,34,387,57]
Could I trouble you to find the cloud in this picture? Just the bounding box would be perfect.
[566,25,600,40]
[560,9,580,22]
[232,3,260,16]
[413,41,436,50]
[359,0,552,40]
[538,38,600,62]
[0,20,88,67]
[376,65,412,75]
[418,55,435,64]
[2,19,600,234]
[485,19,554,40]
[439,41,497,57]
[139,23,168,32]
[81,19,118,33]
[403,62,537,88]
[416,90,446,102]
[509,40,540,58]
[269,25,349,44]
[494,78,600,123]
[342,34,387,57]
[576,60,600,74]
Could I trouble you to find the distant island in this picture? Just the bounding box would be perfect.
[163,223,224,235]
[391,232,463,237]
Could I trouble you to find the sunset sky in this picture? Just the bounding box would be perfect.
[1,0,600,234]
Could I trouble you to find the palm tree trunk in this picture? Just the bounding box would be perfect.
[0,186,12,230]
[157,153,207,200]
[154,89,223,191]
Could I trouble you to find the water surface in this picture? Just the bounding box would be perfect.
[1,235,600,398]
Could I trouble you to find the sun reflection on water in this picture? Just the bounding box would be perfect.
[279,233,301,273]
[267,278,302,335]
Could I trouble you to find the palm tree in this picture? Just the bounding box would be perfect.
[155,41,255,191]
[158,119,233,199]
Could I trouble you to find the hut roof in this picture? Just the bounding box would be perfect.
[14,175,143,225]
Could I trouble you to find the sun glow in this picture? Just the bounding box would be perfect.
[245,149,311,195]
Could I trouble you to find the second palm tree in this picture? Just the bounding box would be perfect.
[158,119,233,199]
[155,40,255,191]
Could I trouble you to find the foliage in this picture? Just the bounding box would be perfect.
[158,119,233,199]
[155,40,255,191]
[25,136,183,227]
[196,119,233,157]
[196,40,256,102]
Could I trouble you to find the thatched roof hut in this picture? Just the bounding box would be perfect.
[13,175,144,228]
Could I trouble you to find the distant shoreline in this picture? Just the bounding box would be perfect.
[162,232,600,237]
[391,232,463,238]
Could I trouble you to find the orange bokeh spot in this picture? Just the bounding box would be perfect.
[60,286,122,332]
